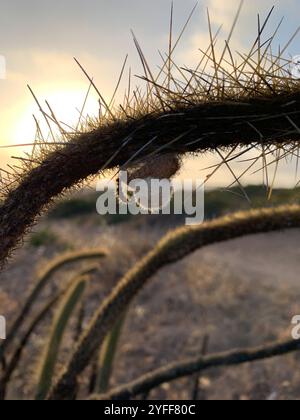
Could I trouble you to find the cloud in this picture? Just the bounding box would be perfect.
[0,48,118,162]
[179,0,300,67]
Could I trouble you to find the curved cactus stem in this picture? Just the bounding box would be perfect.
[49,205,300,400]
[0,250,106,362]
[35,275,88,400]
[95,311,127,394]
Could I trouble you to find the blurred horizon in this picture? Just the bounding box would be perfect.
[1,0,300,188]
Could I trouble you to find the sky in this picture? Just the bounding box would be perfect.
[0,0,300,187]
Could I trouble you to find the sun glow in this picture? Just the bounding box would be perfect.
[0,85,100,169]
[10,88,99,147]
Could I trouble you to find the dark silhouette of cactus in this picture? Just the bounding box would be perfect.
[1,5,300,267]
[1,4,300,401]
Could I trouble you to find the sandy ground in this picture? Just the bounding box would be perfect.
[1,214,300,400]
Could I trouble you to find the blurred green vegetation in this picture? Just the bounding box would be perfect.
[47,186,300,223]
[29,229,59,248]
[48,196,133,225]
[48,197,97,219]
[205,185,300,219]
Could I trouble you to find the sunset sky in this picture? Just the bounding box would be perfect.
[0,0,300,187]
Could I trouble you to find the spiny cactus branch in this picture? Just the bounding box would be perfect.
[36,275,88,400]
[1,5,300,266]
[49,205,300,400]
[90,338,300,400]
[0,293,61,400]
[0,250,106,360]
